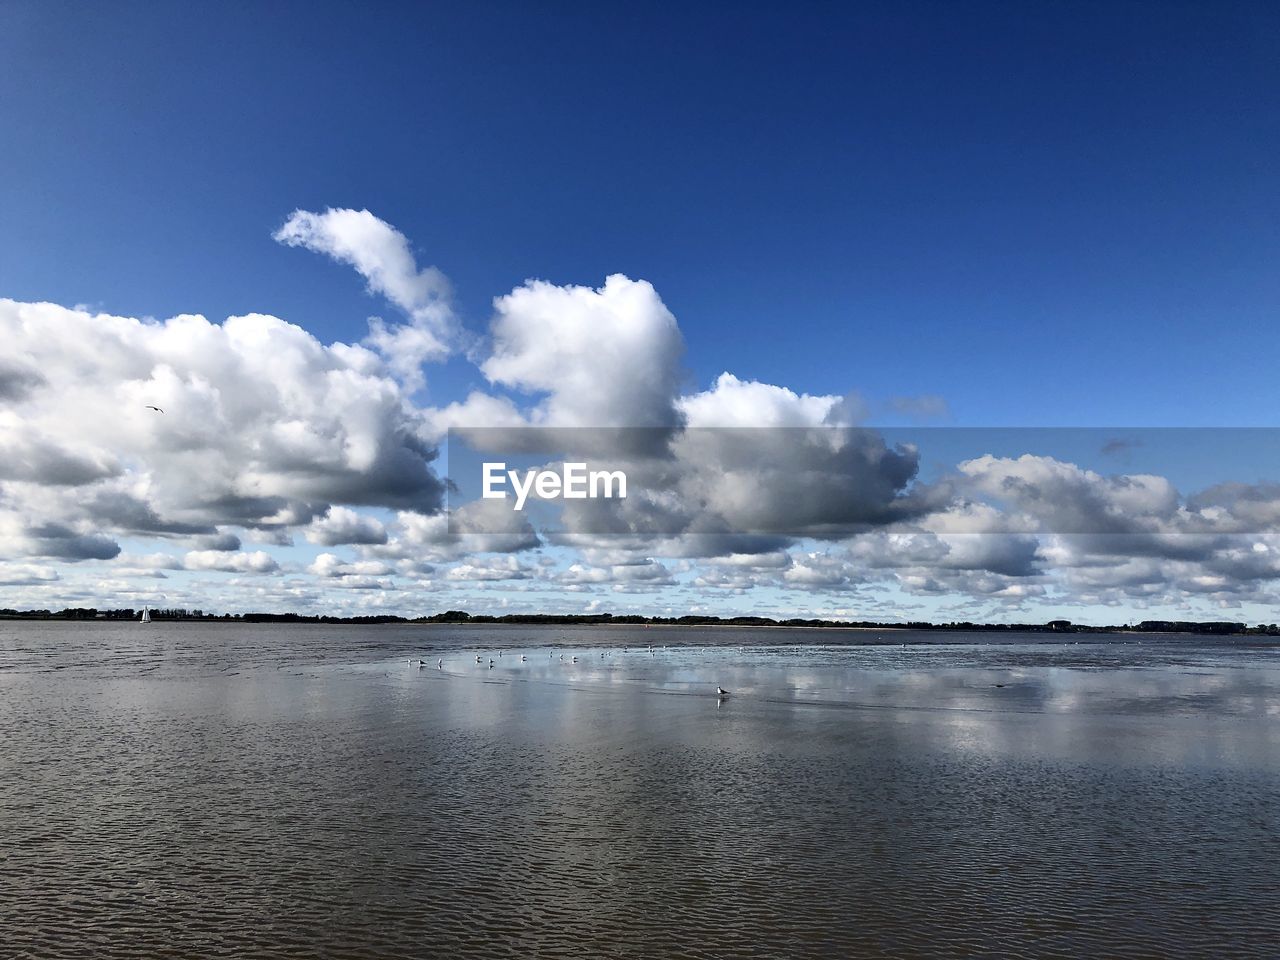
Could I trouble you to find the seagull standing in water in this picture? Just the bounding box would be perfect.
[716,687,730,699]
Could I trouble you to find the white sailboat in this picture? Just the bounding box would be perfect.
[140,605,151,624]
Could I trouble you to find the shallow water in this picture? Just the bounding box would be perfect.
[1,623,1278,958]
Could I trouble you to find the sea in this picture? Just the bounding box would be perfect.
[1,622,1278,958]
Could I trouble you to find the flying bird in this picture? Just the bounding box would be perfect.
[145,405,164,413]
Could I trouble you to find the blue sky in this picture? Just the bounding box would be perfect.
[3,1,1280,622]
[4,1,1278,425]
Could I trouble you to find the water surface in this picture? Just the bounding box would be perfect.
[2,623,1278,958]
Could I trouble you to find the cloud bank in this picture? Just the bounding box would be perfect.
[4,207,1280,621]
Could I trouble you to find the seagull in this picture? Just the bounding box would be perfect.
[145,405,164,413]
[476,656,482,664]
[437,659,443,668]
[521,655,527,662]
[716,687,730,698]
[489,658,495,668]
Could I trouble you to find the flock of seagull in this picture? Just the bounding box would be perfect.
[406,644,731,699]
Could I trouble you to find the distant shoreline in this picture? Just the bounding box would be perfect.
[2,608,1277,637]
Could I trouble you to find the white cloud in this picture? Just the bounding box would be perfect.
[274,207,456,386]
[0,298,444,564]
[381,499,539,561]
[0,563,60,586]
[0,411,121,485]
[483,275,685,428]
[679,373,840,428]
[308,553,394,578]
[183,550,280,574]
[783,552,862,589]
[305,506,388,546]
[958,454,1180,534]
[445,555,534,581]
[5,211,1280,618]
[557,558,676,589]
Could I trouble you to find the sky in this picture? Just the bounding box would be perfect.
[2,1,1280,622]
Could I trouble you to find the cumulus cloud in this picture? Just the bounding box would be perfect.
[305,506,388,546]
[191,532,241,552]
[679,373,840,428]
[957,454,1180,535]
[274,208,456,385]
[368,495,542,565]
[0,422,120,488]
[184,550,280,574]
[20,523,121,561]
[308,553,394,579]
[115,552,183,571]
[483,275,685,428]
[0,356,46,402]
[445,555,535,582]
[6,210,1280,618]
[0,563,60,586]
[557,557,677,592]
[668,424,922,537]
[783,552,862,589]
[0,298,444,565]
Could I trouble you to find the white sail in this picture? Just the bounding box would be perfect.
[140,605,151,624]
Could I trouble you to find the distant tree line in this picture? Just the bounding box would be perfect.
[418,612,1280,635]
[0,607,224,621]
[2,607,1277,635]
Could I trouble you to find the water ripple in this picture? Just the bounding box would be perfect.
[1,623,1278,957]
